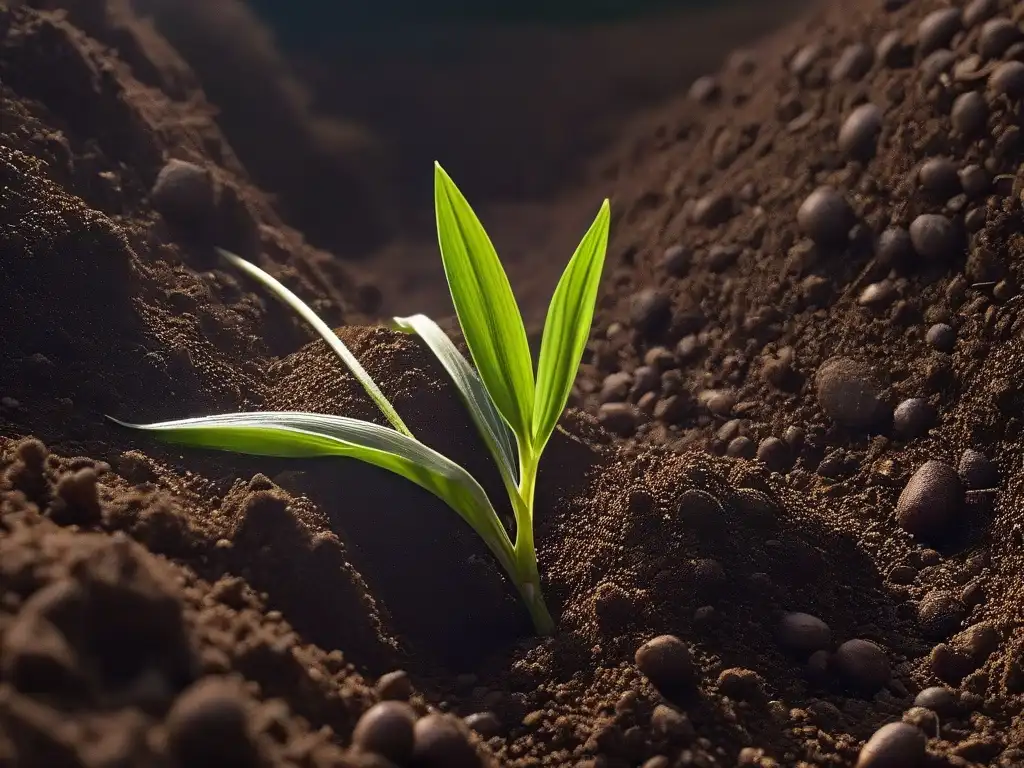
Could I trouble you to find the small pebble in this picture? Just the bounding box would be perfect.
[914,685,957,713]
[918,158,960,198]
[839,104,883,160]
[893,398,935,439]
[917,8,962,55]
[353,702,417,762]
[963,0,998,29]
[598,403,641,436]
[600,372,632,403]
[896,460,963,538]
[951,91,988,136]
[692,192,734,226]
[909,214,958,260]
[920,49,956,89]
[856,722,927,768]
[727,436,755,459]
[635,635,696,693]
[859,281,896,309]
[629,289,672,335]
[988,61,1024,99]
[777,612,832,655]
[412,714,480,768]
[831,44,873,83]
[958,163,990,197]
[797,187,854,245]
[375,670,414,700]
[815,357,890,429]
[165,678,257,768]
[917,591,967,639]
[876,227,912,266]
[756,437,789,472]
[877,31,911,68]
[660,245,692,277]
[463,711,502,739]
[790,43,823,78]
[688,75,721,104]
[978,18,1021,59]
[958,449,998,489]
[151,159,215,229]
[926,323,955,352]
[834,639,891,692]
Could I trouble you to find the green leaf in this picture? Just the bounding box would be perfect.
[110,412,515,575]
[216,248,413,438]
[532,200,611,452]
[394,313,519,487]
[433,163,535,443]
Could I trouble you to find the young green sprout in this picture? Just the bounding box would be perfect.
[113,163,610,635]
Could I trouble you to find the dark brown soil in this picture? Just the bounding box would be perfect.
[2,0,1024,767]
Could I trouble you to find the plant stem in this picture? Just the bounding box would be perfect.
[513,449,555,635]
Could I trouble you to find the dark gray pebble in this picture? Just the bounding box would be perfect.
[914,685,957,713]
[918,158,960,199]
[838,103,883,160]
[692,192,734,226]
[877,31,911,68]
[413,714,480,768]
[151,159,215,229]
[958,163,990,197]
[978,18,1021,59]
[951,91,988,136]
[375,670,414,701]
[893,398,935,439]
[353,702,417,762]
[635,635,696,693]
[909,214,958,259]
[964,0,998,29]
[926,323,955,352]
[815,357,890,429]
[798,187,853,245]
[165,678,257,768]
[463,711,502,739]
[856,722,926,768]
[920,49,956,89]
[896,460,963,538]
[629,289,672,335]
[831,44,873,83]
[917,591,967,640]
[835,639,891,693]
[598,403,641,436]
[756,437,789,472]
[958,449,998,489]
[778,612,832,655]
[876,227,913,266]
[790,43,823,78]
[661,244,692,277]
[989,60,1024,99]
[918,8,962,55]
[688,75,721,104]
[726,436,755,459]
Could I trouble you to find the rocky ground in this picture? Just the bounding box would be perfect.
[1,0,1023,766]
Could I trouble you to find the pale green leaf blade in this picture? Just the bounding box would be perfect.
[433,163,534,442]
[532,199,611,452]
[216,248,412,437]
[394,314,518,486]
[110,412,515,574]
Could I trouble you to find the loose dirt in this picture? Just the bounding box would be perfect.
[1,0,1023,767]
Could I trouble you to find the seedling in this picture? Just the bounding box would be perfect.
[113,163,610,634]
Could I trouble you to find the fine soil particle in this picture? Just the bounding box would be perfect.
[2,0,1024,767]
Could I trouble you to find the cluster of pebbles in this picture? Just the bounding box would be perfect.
[574,0,1024,766]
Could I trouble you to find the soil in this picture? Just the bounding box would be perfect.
[1,0,1024,767]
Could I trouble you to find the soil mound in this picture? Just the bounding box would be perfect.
[2,0,1024,766]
